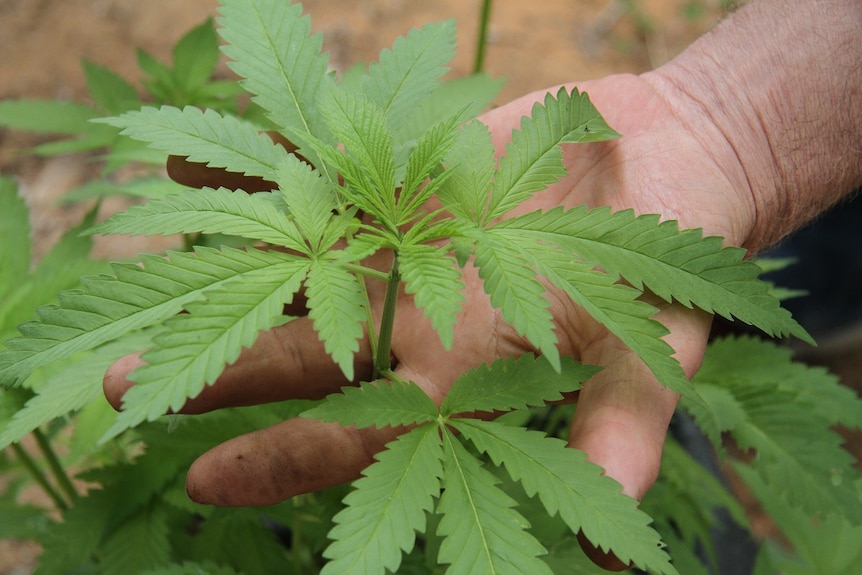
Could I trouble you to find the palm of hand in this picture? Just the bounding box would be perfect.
[105,73,743,523]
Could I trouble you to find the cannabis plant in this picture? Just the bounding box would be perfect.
[2,0,860,573]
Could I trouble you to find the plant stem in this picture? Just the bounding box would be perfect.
[10,443,68,511]
[473,0,494,74]
[373,256,401,378]
[33,429,78,504]
[344,263,390,283]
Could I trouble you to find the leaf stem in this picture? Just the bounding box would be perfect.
[33,428,78,505]
[343,263,390,283]
[473,0,494,74]
[10,442,69,511]
[373,256,401,378]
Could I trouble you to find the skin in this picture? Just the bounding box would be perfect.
[104,0,861,569]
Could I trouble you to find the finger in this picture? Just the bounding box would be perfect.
[185,417,399,506]
[567,303,712,569]
[183,350,457,507]
[166,155,276,192]
[103,316,373,414]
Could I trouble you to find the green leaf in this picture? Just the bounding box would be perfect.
[696,335,862,428]
[735,464,862,575]
[87,188,304,249]
[362,20,457,139]
[172,18,220,92]
[137,48,175,102]
[100,105,288,183]
[180,507,290,572]
[486,87,620,222]
[0,498,50,541]
[141,562,245,575]
[1,208,106,342]
[498,206,811,343]
[59,176,186,203]
[398,244,465,350]
[0,100,99,134]
[398,110,464,220]
[438,120,496,223]
[302,380,438,429]
[690,336,862,523]
[320,86,396,217]
[276,155,339,252]
[105,256,309,439]
[0,333,150,449]
[322,426,444,575]
[440,355,597,417]
[437,429,552,575]
[514,240,698,400]
[217,0,332,143]
[305,260,367,381]
[471,230,560,370]
[100,504,171,575]
[642,437,748,573]
[0,177,30,299]
[452,419,678,575]
[394,73,504,147]
[83,59,141,114]
[0,246,301,387]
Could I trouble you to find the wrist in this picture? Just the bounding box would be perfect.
[644,0,862,254]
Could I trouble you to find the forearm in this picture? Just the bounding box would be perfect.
[644,0,862,254]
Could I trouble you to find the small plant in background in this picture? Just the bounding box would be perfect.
[0,18,245,205]
[0,0,860,573]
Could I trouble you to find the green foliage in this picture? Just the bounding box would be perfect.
[304,356,677,575]
[98,106,290,182]
[1,1,858,574]
[684,335,862,523]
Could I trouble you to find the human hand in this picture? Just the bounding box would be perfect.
[104,73,754,569]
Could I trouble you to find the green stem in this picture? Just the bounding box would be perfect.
[473,0,494,74]
[373,256,401,378]
[10,443,68,511]
[344,263,390,283]
[292,499,302,569]
[33,429,78,504]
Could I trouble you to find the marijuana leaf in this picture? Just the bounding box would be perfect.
[319,85,397,219]
[437,429,552,575]
[362,20,456,138]
[485,86,619,223]
[398,244,465,350]
[321,426,444,575]
[301,379,438,429]
[276,155,340,252]
[304,259,368,382]
[437,119,496,223]
[686,335,862,524]
[217,0,332,147]
[303,355,672,574]
[440,355,597,416]
[453,419,678,575]
[499,206,810,343]
[470,230,561,370]
[86,188,300,247]
[103,255,308,439]
[0,177,32,314]
[0,247,298,387]
[99,105,289,183]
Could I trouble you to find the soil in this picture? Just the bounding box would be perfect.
[2,1,858,573]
